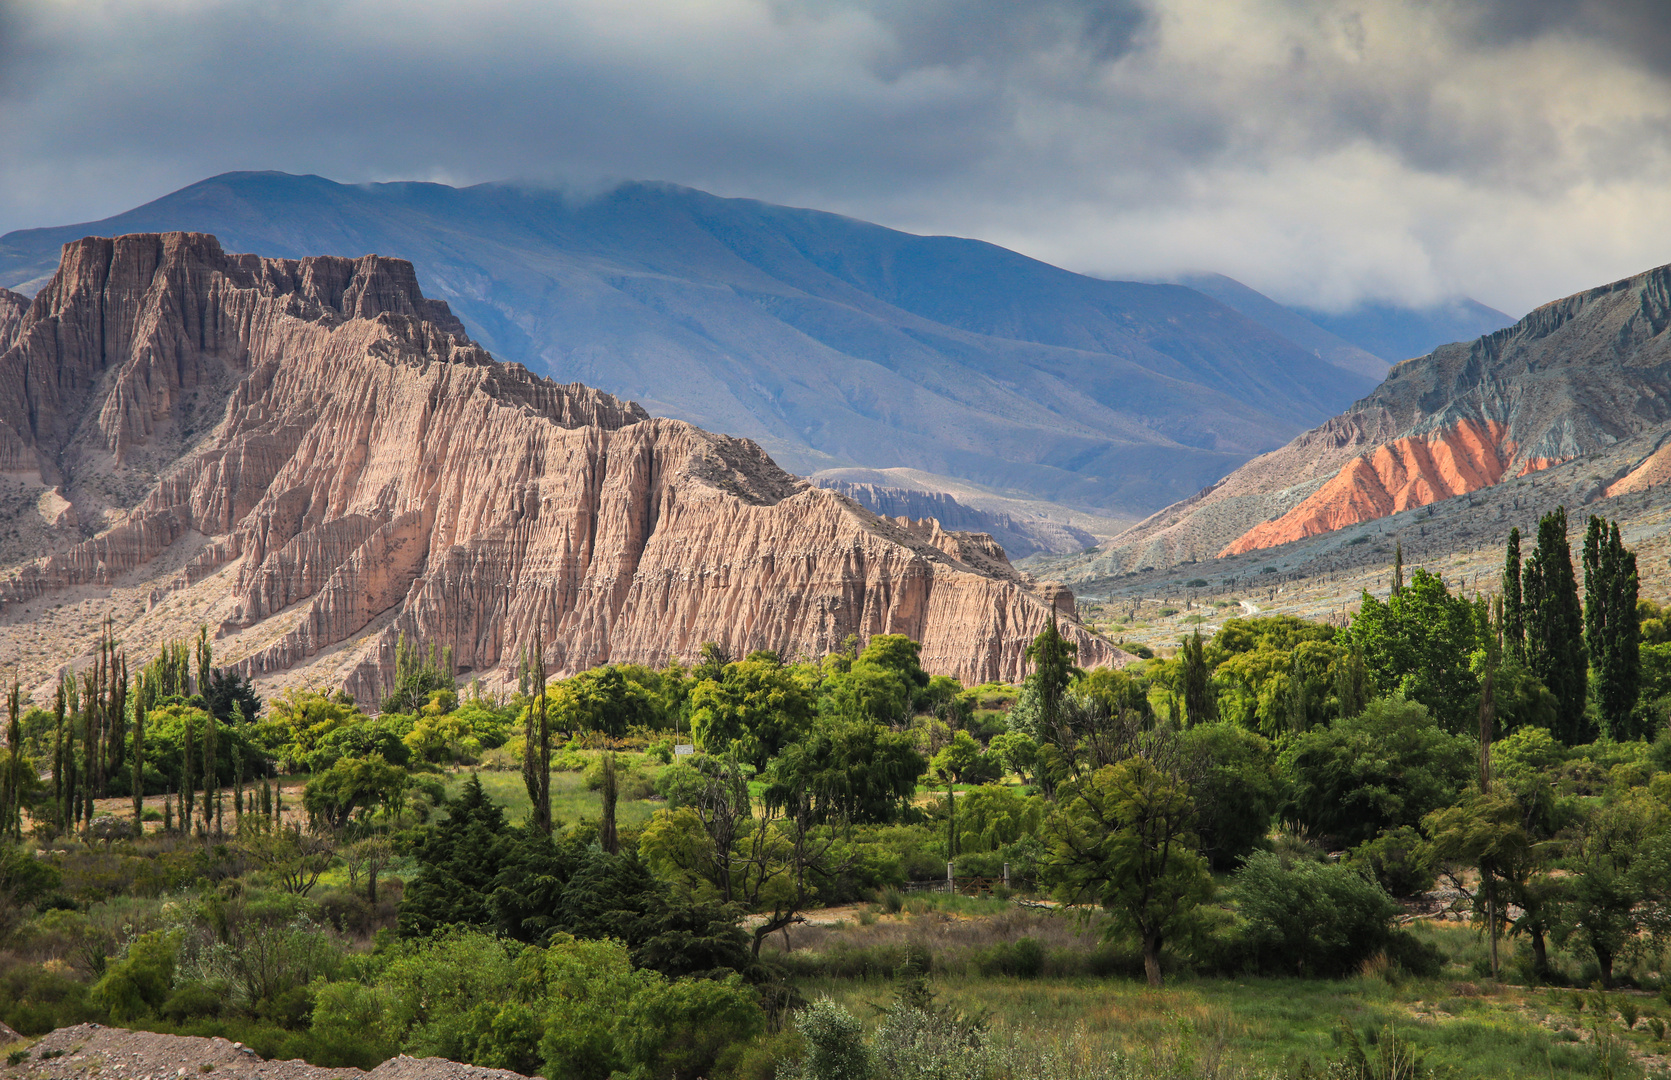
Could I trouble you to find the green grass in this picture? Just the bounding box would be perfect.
[797,973,1624,1078]
[442,759,667,830]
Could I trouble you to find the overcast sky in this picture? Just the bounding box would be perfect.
[3,0,1670,315]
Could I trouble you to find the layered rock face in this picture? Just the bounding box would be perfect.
[0,233,1117,700]
[1091,262,1671,569]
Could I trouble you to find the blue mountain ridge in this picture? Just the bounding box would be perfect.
[0,171,1384,516]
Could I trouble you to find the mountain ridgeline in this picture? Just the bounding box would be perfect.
[0,172,1383,517]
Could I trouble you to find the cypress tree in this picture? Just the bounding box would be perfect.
[600,751,619,855]
[1392,540,1405,597]
[1502,527,1524,659]
[522,629,552,834]
[1179,625,1216,726]
[203,708,219,837]
[1524,507,1589,743]
[3,682,20,841]
[1584,516,1642,740]
[52,679,66,833]
[132,679,146,832]
[181,710,195,833]
[1025,615,1080,736]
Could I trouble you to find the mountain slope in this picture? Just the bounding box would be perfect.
[1063,260,1671,573]
[1293,297,1515,364]
[0,172,1375,516]
[1177,273,1391,383]
[0,232,1118,700]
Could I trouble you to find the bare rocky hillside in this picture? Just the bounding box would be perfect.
[1065,260,1671,576]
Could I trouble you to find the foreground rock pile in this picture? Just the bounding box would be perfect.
[1,1025,527,1080]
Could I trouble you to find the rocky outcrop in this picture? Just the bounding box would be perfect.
[0,288,25,352]
[1069,262,1671,570]
[1221,419,1524,554]
[0,233,1120,699]
[813,480,1100,557]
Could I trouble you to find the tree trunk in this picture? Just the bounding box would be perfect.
[368,864,379,906]
[1594,941,1615,989]
[1142,930,1165,988]
[1530,927,1550,981]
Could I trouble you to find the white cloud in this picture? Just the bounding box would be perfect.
[2,0,1670,314]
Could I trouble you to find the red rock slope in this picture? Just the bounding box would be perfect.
[0,233,1118,699]
[1089,262,1671,569]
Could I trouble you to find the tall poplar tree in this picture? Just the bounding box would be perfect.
[1523,507,1589,743]
[1179,625,1216,726]
[131,679,146,831]
[1583,516,1642,740]
[522,629,552,834]
[1502,527,1525,660]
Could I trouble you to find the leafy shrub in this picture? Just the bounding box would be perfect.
[780,999,869,1080]
[158,980,226,1023]
[1233,852,1400,977]
[89,931,177,1020]
[974,937,1043,979]
[1346,826,1437,897]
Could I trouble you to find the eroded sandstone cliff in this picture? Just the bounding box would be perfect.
[0,233,1118,699]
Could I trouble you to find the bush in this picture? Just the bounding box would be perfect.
[158,981,226,1023]
[89,931,178,1021]
[780,999,869,1080]
[1233,852,1400,978]
[1346,826,1437,897]
[974,937,1044,979]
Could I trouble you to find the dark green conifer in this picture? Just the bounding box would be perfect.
[1523,507,1589,742]
[1502,527,1524,658]
[1583,515,1641,739]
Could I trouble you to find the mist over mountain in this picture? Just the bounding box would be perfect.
[1292,297,1516,365]
[0,171,1379,517]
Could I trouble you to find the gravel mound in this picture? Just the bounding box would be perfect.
[0,1026,529,1080]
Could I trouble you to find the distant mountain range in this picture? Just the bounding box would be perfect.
[1044,258,1671,577]
[1177,273,1514,378]
[0,171,1435,519]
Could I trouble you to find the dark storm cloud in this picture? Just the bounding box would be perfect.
[1,0,1669,315]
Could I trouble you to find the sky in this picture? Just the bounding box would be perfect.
[3,0,1671,316]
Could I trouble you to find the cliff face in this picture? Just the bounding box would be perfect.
[1082,262,1671,569]
[0,233,1118,699]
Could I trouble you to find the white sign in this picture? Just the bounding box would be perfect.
[674,744,695,756]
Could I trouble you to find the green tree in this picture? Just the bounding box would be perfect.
[1524,507,1590,742]
[1503,527,1525,660]
[1024,617,1081,745]
[689,657,815,771]
[762,717,924,825]
[400,775,513,936]
[1554,790,1666,987]
[1280,695,1473,848]
[1178,626,1216,726]
[1347,568,1485,733]
[302,753,410,830]
[1232,852,1400,977]
[381,634,455,715]
[1584,516,1643,740]
[1041,755,1211,987]
[1180,723,1279,871]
